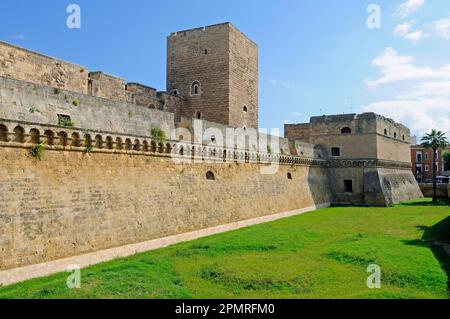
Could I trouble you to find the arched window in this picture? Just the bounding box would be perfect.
[106,136,114,149]
[206,171,215,180]
[287,173,293,180]
[84,134,92,148]
[30,129,41,144]
[341,127,351,134]
[13,126,25,143]
[191,81,201,96]
[243,106,248,113]
[196,111,202,120]
[58,132,68,147]
[44,130,55,145]
[116,137,123,150]
[125,139,132,151]
[148,104,156,109]
[95,135,103,149]
[71,133,80,147]
[133,139,141,151]
[384,129,388,135]
[402,135,405,141]
[394,132,397,139]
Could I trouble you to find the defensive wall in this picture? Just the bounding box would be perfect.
[0,23,424,284]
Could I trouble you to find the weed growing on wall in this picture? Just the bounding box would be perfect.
[151,128,166,143]
[30,144,45,160]
[29,106,40,114]
[72,99,80,107]
[58,117,74,127]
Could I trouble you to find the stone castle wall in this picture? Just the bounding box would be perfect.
[285,113,412,163]
[0,41,89,95]
[0,145,331,271]
[228,24,258,129]
[0,76,176,137]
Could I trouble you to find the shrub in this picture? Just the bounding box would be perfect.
[29,106,40,114]
[151,128,166,143]
[72,99,80,107]
[85,144,94,153]
[30,144,45,160]
[58,117,74,127]
[53,88,61,95]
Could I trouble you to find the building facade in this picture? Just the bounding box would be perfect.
[285,113,420,205]
[410,145,449,181]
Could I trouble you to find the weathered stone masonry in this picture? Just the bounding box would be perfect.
[0,22,423,278]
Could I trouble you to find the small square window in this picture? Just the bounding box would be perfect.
[331,147,340,157]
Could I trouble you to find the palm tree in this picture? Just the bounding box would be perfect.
[421,129,448,203]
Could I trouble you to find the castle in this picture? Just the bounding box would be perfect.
[0,23,422,284]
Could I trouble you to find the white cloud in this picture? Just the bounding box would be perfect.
[361,98,450,137]
[431,15,450,39]
[363,47,450,138]
[394,0,425,19]
[394,21,427,43]
[394,22,412,36]
[365,47,450,88]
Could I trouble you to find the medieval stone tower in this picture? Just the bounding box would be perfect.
[167,22,259,129]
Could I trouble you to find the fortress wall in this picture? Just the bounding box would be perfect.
[369,168,423,206]
[0,42,88,94]
[0,76,175,136]
[419,184,448,198]
[88,72,127,102]
[284,123,311,143]
[0,146,332,270]
[376,135,411,163]
[174,118,292,155]
[327,167,366,204]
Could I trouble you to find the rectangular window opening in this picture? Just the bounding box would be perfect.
[344,180,353,193]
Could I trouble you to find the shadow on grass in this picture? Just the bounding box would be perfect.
[406,217,450,296]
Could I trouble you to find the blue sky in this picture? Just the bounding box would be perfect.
[1,0,450,138]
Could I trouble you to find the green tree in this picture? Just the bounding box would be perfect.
[421,130,448,203]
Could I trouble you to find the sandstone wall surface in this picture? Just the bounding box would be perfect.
[0,77,175,136]
[0,146,332,270]
[0,41,88,94]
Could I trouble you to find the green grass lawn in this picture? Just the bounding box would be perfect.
[1,199,450,299]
